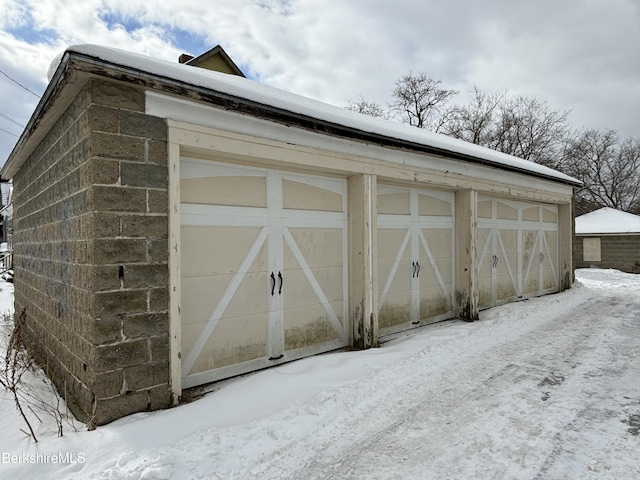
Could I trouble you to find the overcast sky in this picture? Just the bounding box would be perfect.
[1,0,639,168]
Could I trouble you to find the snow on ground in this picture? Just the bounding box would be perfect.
[1,269,639,479]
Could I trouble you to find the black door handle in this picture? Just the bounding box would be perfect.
[415,261,420,277]
[278,271,283,295]
[270,272,276,296]
[411,261,416,278]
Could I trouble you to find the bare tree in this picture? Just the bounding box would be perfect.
[346,95,388,119]
[389,71,458,131]
[443,88,572,170]
[441,86,506,145]
[566,129,640,213]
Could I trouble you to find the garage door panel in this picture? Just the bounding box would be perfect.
[377,229,411,303]
[181,226,266,276]
[187,313,268,374]
[378,191,410,215]
[477,197,560,309]
[497,229,518,301]
[420,292,452,320]
[478,200,492,218]
[282,178,343,212]
[286,228,343,268]
[522,207,539,222]
[543,208,558,223]
[180,158,347,387]
[543,231,558,290]
[284,305,341,351]
[377,186,454,335]
[418,193,452,216]
[181,176,266,207]
[476,228,493,308]
[496,201,518,220]
[181,272,267,326]
[421,229,454,281]
[521,229,540,296]
[181,276,225,327]
[379,297,411,329]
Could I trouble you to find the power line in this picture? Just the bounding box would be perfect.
[0,112,24,128]
[0,127,19,138]
[0,69,41,98]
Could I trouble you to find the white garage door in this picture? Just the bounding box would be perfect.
[377,185,455,337]
[477,197,558,310]
[180,157,348,388]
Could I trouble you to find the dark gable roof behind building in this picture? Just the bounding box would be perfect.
[2,44,581,188]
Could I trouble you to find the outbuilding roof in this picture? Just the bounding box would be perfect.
[2,44,582,187]
[575,207,640,234]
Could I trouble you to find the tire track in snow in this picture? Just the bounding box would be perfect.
[253,293,639,479]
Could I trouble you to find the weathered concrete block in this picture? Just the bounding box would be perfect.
[90,79,145,112]
[150,336,170,363]
[93,212,122,238]
[87,104,119,133]
[93,390,149,426]
[123,363,169,390]
[122,313,168,338]
[121,214,168,238]
[121,162,167,188]
[148,238,169,263]
[148,190,168,213]
[147,139,168,165]
[85,317,123,345]
[148,384,172,410]
[81,158,120,186]
[94,290,148,318]
[120,111,167,141]
[91,185,147,213]
[93,339,150,372]
[93,370,125,398]
[91,132,145,161]
[121,264,168,289]
[93,265,122,292]
[149,288,169,312]
[93,238,147,264]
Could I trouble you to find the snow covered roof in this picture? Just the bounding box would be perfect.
[4,44,581,187]
[575,207,640,234]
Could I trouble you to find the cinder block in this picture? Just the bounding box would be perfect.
[90,79,145,112]
[88,104,119,133]
[123,363,170,390]
[93,339,150,372]
[93,390,149,426]
[122,313,168,339]
[121,264,168,289]
[121,162,167,188]
[93,238,147,264]
[93,370,125,398]
[94,290,148,318]
[91,132,144,162]
[91,185,147,213]
[120,111,167,141]
[121,215,168,238]
[147,190,168,214]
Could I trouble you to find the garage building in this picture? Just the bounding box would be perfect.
[0,45,580,426]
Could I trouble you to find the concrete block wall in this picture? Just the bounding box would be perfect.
[12,77,171,427]
[574,235,640,274]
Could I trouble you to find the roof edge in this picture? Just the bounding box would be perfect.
[3,46,582,189]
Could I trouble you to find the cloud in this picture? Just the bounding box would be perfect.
[1,0,640,166]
